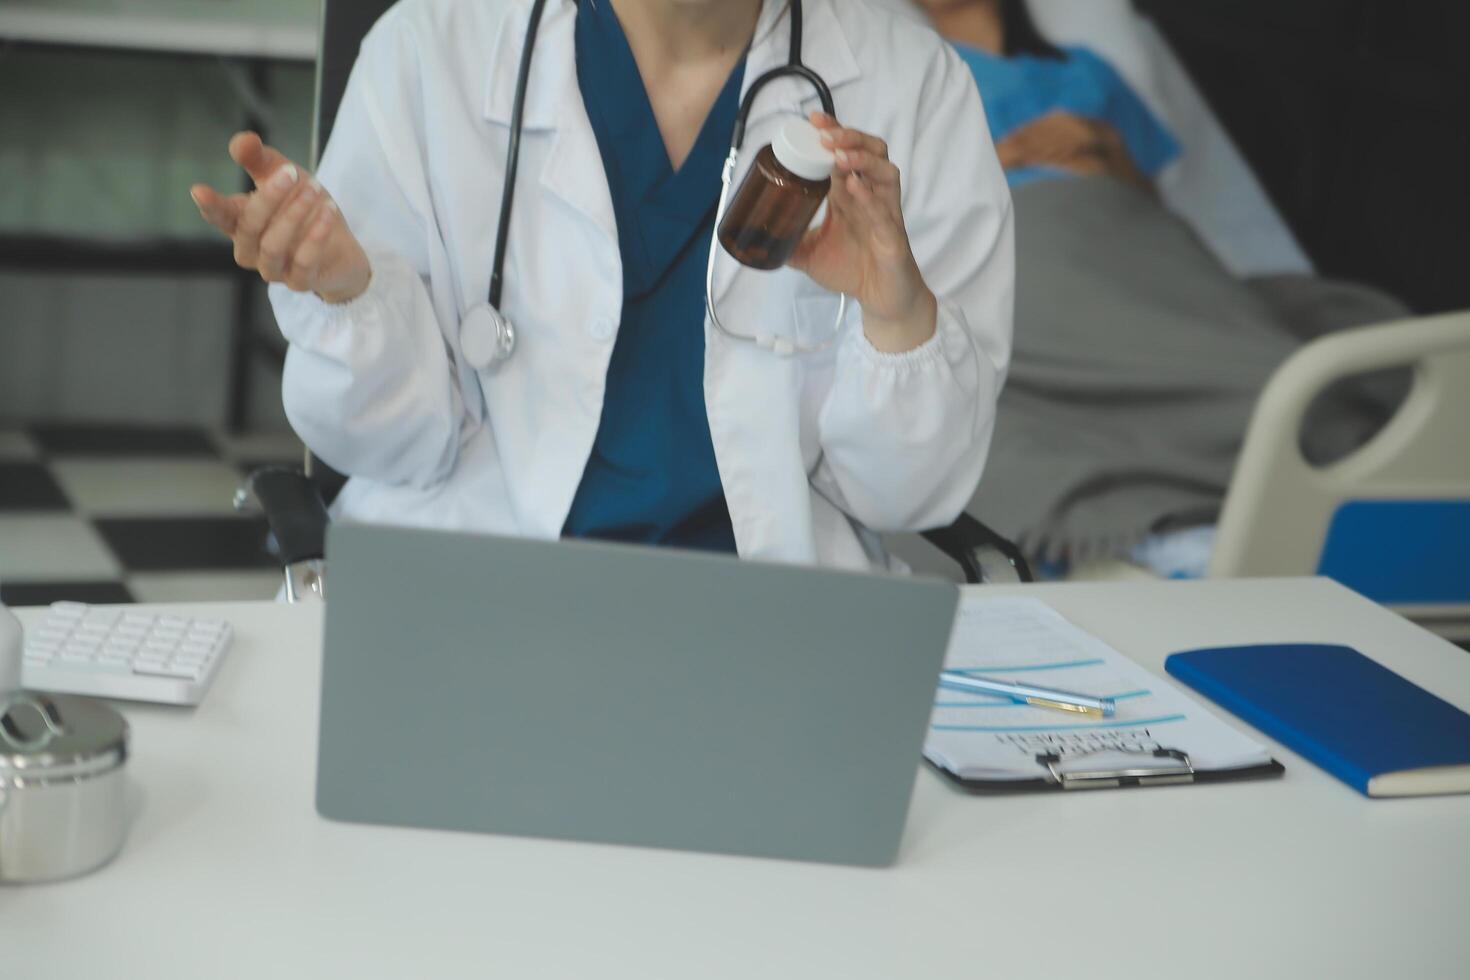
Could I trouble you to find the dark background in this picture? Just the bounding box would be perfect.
[1137,0,1470,314]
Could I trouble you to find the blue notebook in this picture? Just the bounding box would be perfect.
[1165,644,1470,798]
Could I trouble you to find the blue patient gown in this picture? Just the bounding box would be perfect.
[561,0,745,552]
[954,44,1181,188]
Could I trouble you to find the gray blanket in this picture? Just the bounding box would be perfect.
[973,176,1408,564]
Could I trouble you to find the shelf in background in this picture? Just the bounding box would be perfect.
[0,3,318,62]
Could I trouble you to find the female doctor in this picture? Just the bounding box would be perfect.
[191,0,1014,572]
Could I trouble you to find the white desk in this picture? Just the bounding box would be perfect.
[7,578,1469,979]
[0,2,317,62]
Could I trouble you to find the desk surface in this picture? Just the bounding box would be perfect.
[0,1,317,61]
[7,577,1469,979]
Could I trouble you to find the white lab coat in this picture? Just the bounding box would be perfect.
[269,0,1014,572]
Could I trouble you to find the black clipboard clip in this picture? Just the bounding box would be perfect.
[1036,747,1196,790]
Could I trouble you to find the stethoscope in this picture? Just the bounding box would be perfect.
[461,0,844,372]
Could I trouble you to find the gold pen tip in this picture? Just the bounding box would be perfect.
[1027,698,1104,718]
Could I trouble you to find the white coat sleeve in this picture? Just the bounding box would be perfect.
[814,43,1015,534]
[268,11,465,490]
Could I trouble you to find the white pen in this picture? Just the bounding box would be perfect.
[940,671,1117,718]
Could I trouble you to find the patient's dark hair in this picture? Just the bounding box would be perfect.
[1000,0,1069,61]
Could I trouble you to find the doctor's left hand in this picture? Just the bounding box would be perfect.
[790,113,938,354]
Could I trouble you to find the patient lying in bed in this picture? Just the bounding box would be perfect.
[951,19,1178,192]
[917,0,1408,577]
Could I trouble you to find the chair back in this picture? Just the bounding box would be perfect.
[314,0,399,165]
[1211,311,1470,638]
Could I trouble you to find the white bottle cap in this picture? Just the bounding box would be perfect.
[772,117,836,182]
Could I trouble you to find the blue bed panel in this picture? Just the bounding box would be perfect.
[1317,500,1470,605]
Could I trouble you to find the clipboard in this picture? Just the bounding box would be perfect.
[929,745,1285,794]
[924,597,1288,793]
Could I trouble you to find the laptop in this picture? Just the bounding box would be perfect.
[315,525,959,867]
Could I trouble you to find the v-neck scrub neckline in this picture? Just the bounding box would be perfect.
[561,0,749,552]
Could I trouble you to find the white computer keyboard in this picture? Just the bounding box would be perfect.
[21,602,233,706]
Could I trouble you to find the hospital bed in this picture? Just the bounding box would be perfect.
[1024,1,1470,636]
[877,0,1470,637]
[1039,311,1470,639]
[1210,312,1470,640]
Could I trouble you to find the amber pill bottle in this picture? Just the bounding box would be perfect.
[717,118,836,271]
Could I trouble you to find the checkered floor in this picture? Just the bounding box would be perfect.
[0,423,304,607]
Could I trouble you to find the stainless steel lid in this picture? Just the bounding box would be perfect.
[0,693,128,786]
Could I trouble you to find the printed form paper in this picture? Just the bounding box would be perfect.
[925,597,1272,782]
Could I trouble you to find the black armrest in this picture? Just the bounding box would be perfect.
[242,461,1027,585]
[921,514,1034,585]
[245,466,331,567]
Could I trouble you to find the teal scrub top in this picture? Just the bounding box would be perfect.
[561,0,746,553]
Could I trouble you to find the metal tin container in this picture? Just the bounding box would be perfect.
[0,692,129,884]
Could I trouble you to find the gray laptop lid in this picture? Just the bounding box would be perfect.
[316,526,958,867]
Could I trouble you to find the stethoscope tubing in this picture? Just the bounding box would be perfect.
[485,0,846,368]
[705,146,848,357]
[705,3,849,357]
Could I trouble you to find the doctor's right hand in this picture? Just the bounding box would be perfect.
[191,132,372,305]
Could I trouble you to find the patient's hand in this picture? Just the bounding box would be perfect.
[191,132,372,305]
[996,111,1151,192]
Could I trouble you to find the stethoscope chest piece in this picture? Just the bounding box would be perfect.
[460,303,517,371]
